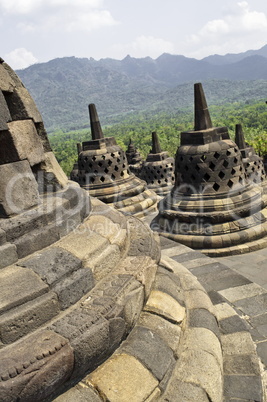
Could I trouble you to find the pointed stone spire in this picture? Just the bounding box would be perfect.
[235,124,246,150]
[194,83,212,131]
[88,103,104,140]
[77,143,82,155]
[151,131,162,154]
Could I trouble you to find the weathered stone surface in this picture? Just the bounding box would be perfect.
[221,332,256,356]
[219,315,250,334]
[235,293,267,316]
[163,348,222,402]
[218,282,267,302]
[123,284,145,329]
[223,354,261,375]
[14,222,60,259]
[18,247,82,285]
[144,290,186,324]
[224,375,262,400]
[0,330,74,402]
[40,151,68,188]
[4,86,42,123]
[187,308,220,339]
[57,223,109,261]
[7,120,45,166]
[119,326,175,381]
[0,63,16,92]
[53,268,94,310]
[50,308,110,378]
[161,380,210,402]
[127,216,161,262]
[0,228,6,245]
[138,312,181,352]
[178,328,222,369]
[54,384,102,402]
[214,302,236,321]
[0,265,48,314]
[0,160,40,217]
[0,90,11,131]
[0,242,18,269]
[153,267,184,305]
[87,353,159,402]
[0,292,60,343]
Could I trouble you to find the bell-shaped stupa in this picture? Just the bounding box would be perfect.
[0,59,161,401]
[125,138,143,175]
[151,83,267,256]
[139,131,175,197]
[71,104,158,217]
[235,123,266,185]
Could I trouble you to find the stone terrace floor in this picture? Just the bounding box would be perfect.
[145,212,267,400]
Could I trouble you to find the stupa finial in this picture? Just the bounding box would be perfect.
[88,103,104,140]
[151,131,162,154]
[194,83,212,131]
[235,124,246,150]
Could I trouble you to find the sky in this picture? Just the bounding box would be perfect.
[1,0,267,69]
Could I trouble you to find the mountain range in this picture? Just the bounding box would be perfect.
[16,45,267,132]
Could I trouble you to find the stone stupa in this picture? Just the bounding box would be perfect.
[235,123,266,185]
[71,104,158,217]
[0,59,161,401]
[139,131,175,197]
[125,138,143,175]
[151,83,267,256]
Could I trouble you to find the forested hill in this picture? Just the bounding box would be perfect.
[16,45,267,132]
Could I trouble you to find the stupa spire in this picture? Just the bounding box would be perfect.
[235,124,246,150]
[151,131,162,154]
[194,83,212,131]
[88,103,104,140]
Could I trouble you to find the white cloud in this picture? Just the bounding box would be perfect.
[0,0,118,33]
[186,1,267,58]
[4,48,38,69]
[112,35,175,59]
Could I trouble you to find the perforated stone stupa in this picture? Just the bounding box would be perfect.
[235,123,266,185]
[152,83,267,256]
[139,131,175,197]
[125,138,143,175]
[71,104,158,217]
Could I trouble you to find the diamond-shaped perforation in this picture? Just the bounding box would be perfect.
[234,157,238,164]
[100,176,105,182]
[108,160,112,166]
[111,174,115,180]
[200,155,207,162]
[213,183,220,191]
[195,165,200,172]
[209,161,215,171]
[223,160,229,168]
[92,156,96,161]
[227,179,234,188]
[104,168,109,174]
[226,150,231,156]
[115,166,119,171]
[218,171,225,179]
[203,173,210,181]
[214,152,220,159]
[231,168,235,175]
